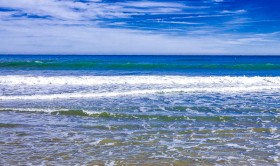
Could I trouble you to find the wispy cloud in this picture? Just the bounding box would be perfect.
[0,0,190,20]
[0,0,279,54]
[213,0,224,2]
[221,10,246,14]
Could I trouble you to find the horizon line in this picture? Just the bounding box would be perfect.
[1,54,280,56]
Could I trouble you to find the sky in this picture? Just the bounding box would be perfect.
[0,0,280,55]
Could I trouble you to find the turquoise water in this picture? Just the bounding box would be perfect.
[0,55,280,165]
[1,55,280,76]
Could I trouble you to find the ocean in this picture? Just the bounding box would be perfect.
[0,55,280,165]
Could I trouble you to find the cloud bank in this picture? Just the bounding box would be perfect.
[0,0,279,55]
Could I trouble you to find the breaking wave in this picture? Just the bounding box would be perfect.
[1,75,280,86]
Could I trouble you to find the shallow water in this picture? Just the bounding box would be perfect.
[0,55,280,165]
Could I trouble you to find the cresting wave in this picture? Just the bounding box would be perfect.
[1,76,280,100]
[0,108,269,122]
[1,86,280,100]
[1,75,280,86]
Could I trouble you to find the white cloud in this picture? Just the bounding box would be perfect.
[221,10,246,14]
[0,19,279,55]
[0,0,189,21]
[0,0,84,20]
[117,1,185,8]
[156,20,203,25]
[214,0,223,2]
[0,0,279,55]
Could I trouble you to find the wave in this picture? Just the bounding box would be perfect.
[1,75,280,86]
[0,86,280,100]
[0,108,239,122]
[1,76,279,100]
[0,61,280,70]
[2,108,279,122]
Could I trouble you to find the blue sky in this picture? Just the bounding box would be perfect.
[0,0,280,55]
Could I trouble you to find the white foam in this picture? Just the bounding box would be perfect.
[1,75,280,100]
[0,107,99,115]
[1,75,280,86]
[226,143,252,150]
[0,86,280,100]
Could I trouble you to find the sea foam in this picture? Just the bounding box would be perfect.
[1,75,280,86]
[0,75,279,100]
